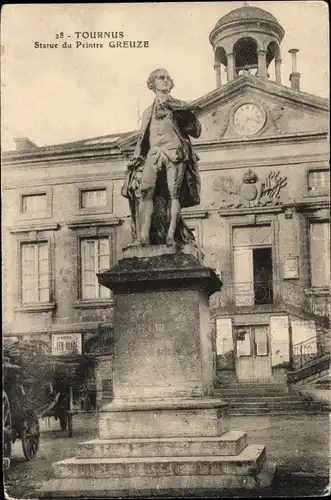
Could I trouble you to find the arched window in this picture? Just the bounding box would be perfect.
[233,37,258,77]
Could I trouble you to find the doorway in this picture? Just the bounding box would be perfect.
[232,225,274,307]
[235,325,272,381]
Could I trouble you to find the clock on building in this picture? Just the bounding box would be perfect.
[232,102,266,136]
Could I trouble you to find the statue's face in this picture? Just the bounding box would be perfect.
[153,70,172,93]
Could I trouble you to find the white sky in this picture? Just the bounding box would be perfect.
[1,1,329,151]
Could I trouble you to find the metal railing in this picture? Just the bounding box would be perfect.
[214,280,274,307]
[292,331,331,370]
[233,280,273,305]
[213,279,330,324]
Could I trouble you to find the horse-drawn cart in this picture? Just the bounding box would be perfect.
[3,359,40,470]
[3,340,96,470]
[40,378,76,437]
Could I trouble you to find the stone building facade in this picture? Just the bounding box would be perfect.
[2,5,330,395]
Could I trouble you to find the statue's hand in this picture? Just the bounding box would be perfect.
[127,156,144,169]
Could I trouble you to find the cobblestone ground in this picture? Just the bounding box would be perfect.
[4,413,330,499]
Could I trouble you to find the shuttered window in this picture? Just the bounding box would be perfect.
[310,222,330,287]
[308,170,330,193]
[81,238,110,299]
[81,189,107,208]
[22,193,47,213]
[21,243,49,303]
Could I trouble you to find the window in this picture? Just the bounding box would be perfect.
[81,189,107,208]
[308,170,330,194]
[254,326,269,356]
[57,341,65,352]
[22,193,47,213]
[310,221,330,287]
[235,325,269,357]
[21,242,49,303]
[80,237,110,299]
[233,226,273,306]
[236,328,252,356]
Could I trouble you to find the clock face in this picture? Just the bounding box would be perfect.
[233,103,266,136]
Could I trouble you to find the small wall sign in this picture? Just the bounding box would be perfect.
[283,256,299,279]
[51,333,82,356]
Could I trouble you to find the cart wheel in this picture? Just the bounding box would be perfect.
[22,413,40,461]
[3,391,12,459]
[3,457,11,471]
[68,414,73,438]
[59,416,67,431]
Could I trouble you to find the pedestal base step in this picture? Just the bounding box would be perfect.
[76,431,247,458]
[99,403,228,439]
[39,462,276,496]
[53,444,266,478]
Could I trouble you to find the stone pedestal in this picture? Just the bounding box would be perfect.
[107,246,218,402]
[39,245,275,497]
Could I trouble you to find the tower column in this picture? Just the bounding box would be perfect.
[289,48,300,91]
[275,57,282,84]
[257,50,267,78]
[226,53,235,81]
[214,63,221,88]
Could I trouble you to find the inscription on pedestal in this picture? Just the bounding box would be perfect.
[113,290,206,399]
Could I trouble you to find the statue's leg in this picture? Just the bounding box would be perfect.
[139,193,154,246]
[139,158,157,246]
[166,162,185,246]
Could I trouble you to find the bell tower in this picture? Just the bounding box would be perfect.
[209,3,284,87]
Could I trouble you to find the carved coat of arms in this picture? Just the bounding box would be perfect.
[214,169,287,208]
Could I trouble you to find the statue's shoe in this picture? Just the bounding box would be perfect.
[140,237,150,247]
[166,235,176,246]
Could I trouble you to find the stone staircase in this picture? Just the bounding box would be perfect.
[214,382,330,415]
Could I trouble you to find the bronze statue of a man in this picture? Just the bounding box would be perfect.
[122,68,202,246]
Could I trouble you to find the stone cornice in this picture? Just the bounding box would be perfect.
[66,216,121,229]
[14,302,56,313]
[199,153,329,172]
[193,131,328,152]
[8,222,60,233]
[5,322,114,336]
[2,144,123,163]
[73,299,114,310]
[218,205,283,217]
[1,149,125,167]
[181,209,209,219]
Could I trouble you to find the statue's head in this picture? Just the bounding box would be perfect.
[147,68,174,94]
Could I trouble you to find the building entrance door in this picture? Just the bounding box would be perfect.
[235,325,272,381]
